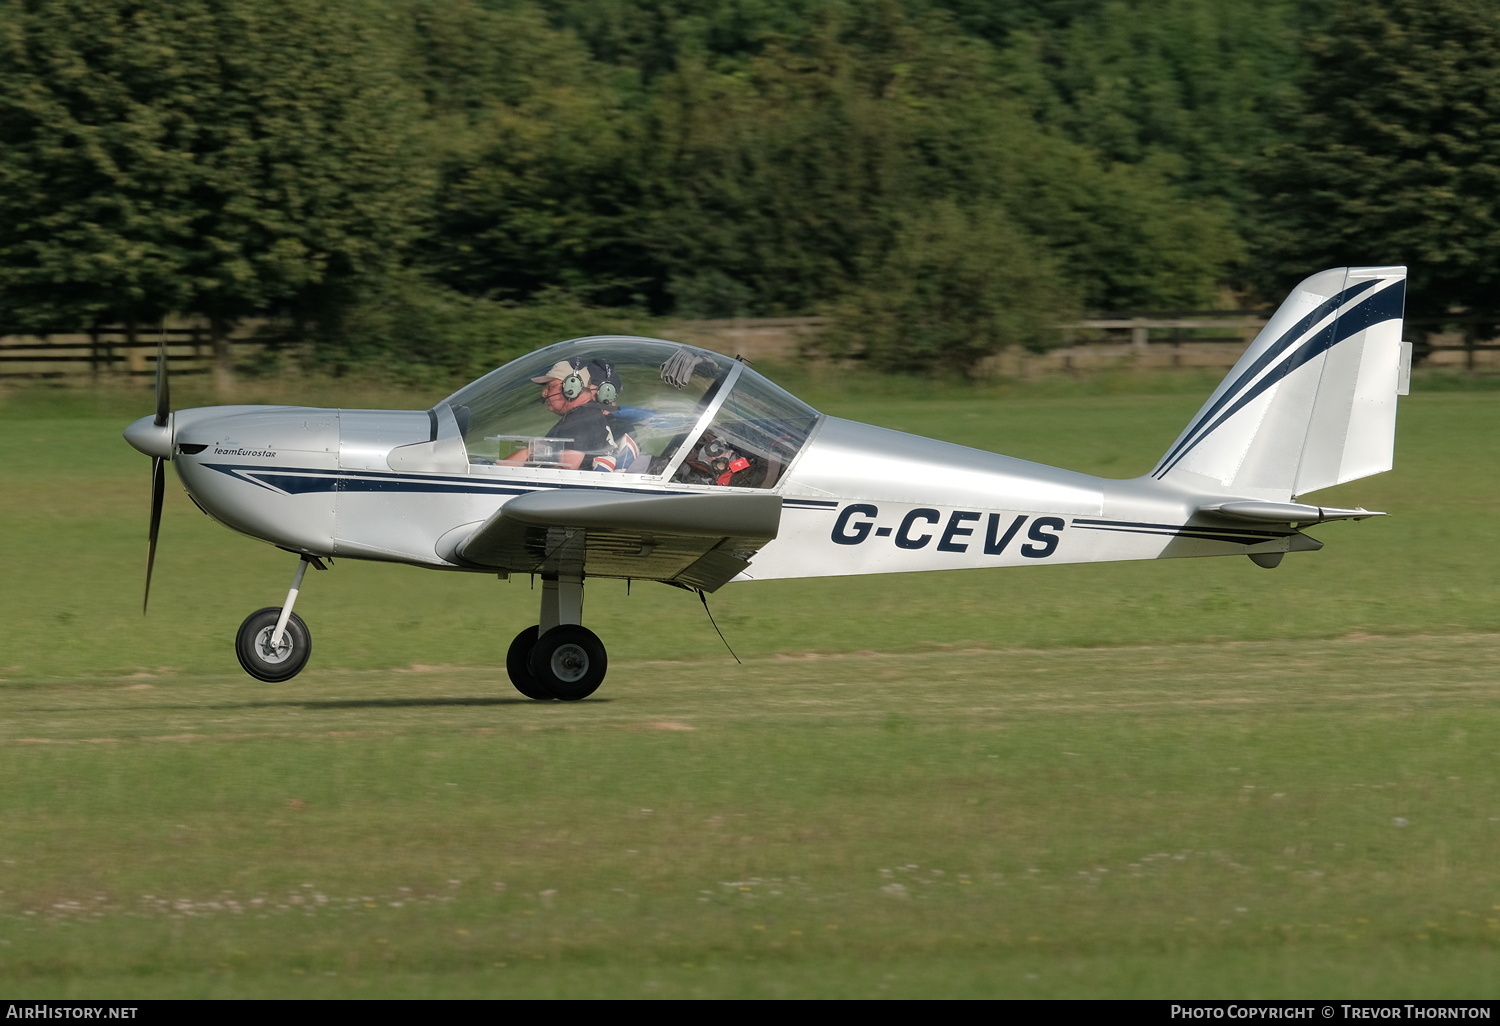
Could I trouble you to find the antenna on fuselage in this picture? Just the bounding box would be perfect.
[697,588,741,665]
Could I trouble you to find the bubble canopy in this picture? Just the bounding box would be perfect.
[437,337,821,488]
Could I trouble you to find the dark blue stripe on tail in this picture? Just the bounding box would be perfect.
[1153,279,1403,479]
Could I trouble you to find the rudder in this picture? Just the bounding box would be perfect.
[1151,266,1408,500]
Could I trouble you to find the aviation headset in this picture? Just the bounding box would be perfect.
[590,359,619,405]
[558,359,588,401]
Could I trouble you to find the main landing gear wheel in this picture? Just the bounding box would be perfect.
[506,625,555,701]
[528,625,607,702]
[235,607,312,682]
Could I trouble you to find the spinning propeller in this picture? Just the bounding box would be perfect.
[145,332,170,612]
[123,331,174,613]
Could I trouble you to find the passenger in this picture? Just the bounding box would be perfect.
[675,430,754,486]
[584,359,646,473]
[586,359,621,410]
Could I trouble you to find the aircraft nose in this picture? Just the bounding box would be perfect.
[124,414,173,459]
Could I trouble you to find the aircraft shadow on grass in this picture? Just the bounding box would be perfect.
[36,695,604,715]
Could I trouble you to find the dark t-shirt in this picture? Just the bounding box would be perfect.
[551,403,613,464]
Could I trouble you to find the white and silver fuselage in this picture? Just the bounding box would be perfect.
[127,403,1314,584]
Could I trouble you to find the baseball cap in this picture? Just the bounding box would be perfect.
[530,359,590,386]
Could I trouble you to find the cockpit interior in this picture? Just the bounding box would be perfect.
[438,337,821,489]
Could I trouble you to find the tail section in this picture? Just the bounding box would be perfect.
[1152,266,1409,500]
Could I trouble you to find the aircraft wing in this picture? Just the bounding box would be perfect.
[450,489,783,592]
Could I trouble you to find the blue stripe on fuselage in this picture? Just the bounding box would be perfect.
[199,463,699,499]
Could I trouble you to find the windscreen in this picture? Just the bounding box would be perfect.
[669,364,821,489]
[439,338,753,475]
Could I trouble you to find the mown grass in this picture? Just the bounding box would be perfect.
[1,640,1496,997]
[0,368,1496,997]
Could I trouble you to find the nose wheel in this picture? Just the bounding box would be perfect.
[506,624,607,701]
[235,555,322,682]
[236,607,312,682]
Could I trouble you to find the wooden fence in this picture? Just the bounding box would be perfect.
[1056,312,1500,376]
[0,324,281,381]
[3,313,1497,380]
[1061,312,1500,370]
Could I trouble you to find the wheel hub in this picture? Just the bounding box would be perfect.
[255,628,294,664]
[549,643,589,683]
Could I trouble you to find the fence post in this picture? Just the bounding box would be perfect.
[125,322,145,380]
[1130,318,1149,356]
[210,315,235,396]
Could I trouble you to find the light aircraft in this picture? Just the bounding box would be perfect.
[125,266,1409,700]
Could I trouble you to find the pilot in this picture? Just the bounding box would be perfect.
[502,358,616,470]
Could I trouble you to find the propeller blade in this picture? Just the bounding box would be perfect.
[144,326,173,614]
[153,327,170,428]
[145,455,165,614]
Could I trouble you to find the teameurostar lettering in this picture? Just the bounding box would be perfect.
[213,446,276,457]
[830,504,1064,558]
[5,1008,138,1019]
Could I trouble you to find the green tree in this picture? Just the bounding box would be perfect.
[0,0,429,388]
[414,0,650,305]
[819,200,1077,374]
[1253,0,1500,332]
[530,0,829,80]
[634,2,1239,315]
[990,0,1307,204]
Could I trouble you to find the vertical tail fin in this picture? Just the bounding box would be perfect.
[1151,266,1408,500]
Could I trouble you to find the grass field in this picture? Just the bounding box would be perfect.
[0,371,1497,997]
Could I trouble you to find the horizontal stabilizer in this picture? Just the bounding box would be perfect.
[1200,500,1386,525]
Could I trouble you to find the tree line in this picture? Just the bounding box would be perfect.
[1,0,1495,381]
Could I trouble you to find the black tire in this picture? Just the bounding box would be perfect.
[506,625,554,700]
[235,607,312,683]
[528,625,607,702]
